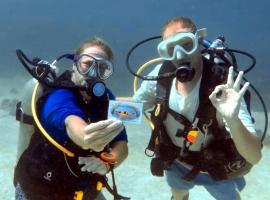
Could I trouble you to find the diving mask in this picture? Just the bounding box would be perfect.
[157,28,207,61]
[74,54,114,80]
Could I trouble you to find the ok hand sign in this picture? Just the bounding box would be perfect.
[209,66,250,120]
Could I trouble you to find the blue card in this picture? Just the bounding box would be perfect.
[108,100,143,124]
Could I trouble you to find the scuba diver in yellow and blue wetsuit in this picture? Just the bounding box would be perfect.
[126,17,267,200]
[14,37,129,200]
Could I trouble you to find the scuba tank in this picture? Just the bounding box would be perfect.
[15,53,59,161]
[16,79,37,162]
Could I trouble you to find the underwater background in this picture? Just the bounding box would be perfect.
[0,0,269,199]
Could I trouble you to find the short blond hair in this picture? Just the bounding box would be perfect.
[162,16,197,37]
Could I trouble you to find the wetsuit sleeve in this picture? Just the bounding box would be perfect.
[132,64,162,111]
[107,89,128,143]
[40,89,86,144]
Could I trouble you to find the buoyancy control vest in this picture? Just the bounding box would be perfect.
[14,71,125,200]
[147,57,253,181]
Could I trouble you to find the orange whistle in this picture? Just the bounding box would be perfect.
[187,130,199,144]
[100,151,117,164]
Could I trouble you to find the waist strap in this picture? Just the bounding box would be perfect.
[16,101,33,125]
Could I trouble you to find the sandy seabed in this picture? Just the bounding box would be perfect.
[0,77,269,200]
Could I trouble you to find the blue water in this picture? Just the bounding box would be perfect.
[0,0,270,199]
[0,0,269,98]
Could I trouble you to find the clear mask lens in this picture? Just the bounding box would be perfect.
[167,36,194,57]
[76,54,113,80]
[157,32,199,60]
[97,60,114,79]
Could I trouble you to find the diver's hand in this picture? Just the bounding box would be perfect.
[78,156,109,175]
[83,119,123,152]
[209,66,249,120]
